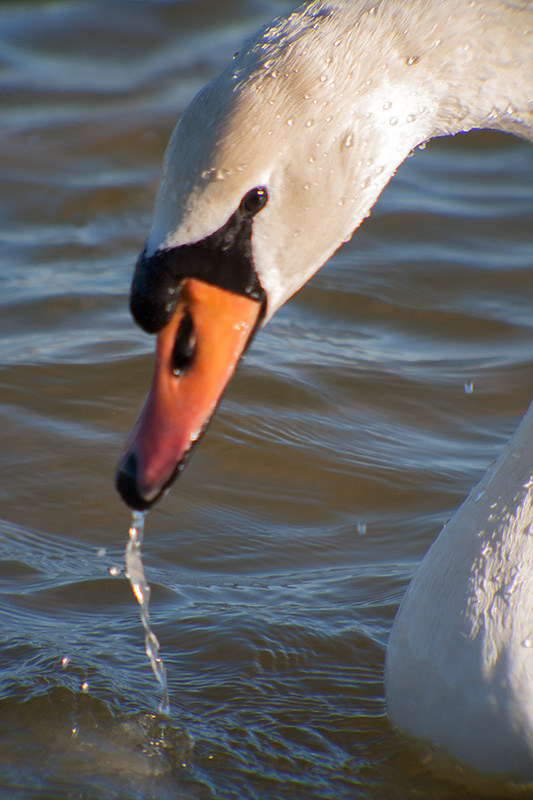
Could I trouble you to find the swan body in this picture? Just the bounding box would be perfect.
[115,0,533,777]
[386,400,533,779]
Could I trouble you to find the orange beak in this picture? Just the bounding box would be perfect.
[116,278,263,510]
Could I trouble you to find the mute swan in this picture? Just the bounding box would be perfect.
[115,0,533,779]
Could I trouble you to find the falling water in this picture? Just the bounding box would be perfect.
[125,511,170,715]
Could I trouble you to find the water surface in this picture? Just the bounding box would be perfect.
[1,1,532,798]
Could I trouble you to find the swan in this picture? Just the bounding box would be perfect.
[115,0,533,779]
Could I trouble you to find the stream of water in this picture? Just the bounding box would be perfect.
[125,511,170,716]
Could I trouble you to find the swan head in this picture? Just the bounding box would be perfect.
[115,6,424,509]
[143,23,391,317]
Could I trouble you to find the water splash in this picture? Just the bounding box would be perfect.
[125,511,169,715]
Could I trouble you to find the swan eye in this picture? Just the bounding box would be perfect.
[172,310,196,376]
[240,187,268,217]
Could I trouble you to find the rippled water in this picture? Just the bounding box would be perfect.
[1,1,532,798]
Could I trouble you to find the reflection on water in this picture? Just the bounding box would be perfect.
[0,0,532,798]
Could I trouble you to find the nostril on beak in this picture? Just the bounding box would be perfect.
[115,452,153,512]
